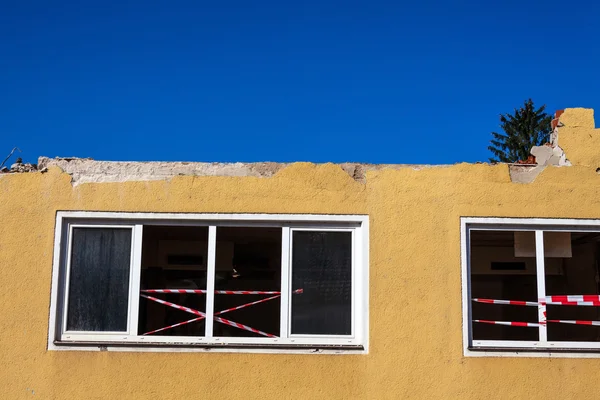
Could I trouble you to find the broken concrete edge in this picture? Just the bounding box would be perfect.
[4,108,596,184]
[508,164,547,184]
[0,155,586,186]
[0,161,46,174]
[508,108,579,183]
[34,156,464,186]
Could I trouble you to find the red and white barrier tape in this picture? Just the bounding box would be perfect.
[213,316,276,337]
[143,316,206,336]
[141,294,205,317]
[473,295,600,328]
[546,295,600,303]
[473,297,600,307]
[141,294,275,337]
[474,319,600,327]
[548,301,600,306]
[142,289,304,295]
[214,294,281,316]
[143,294,284,336]
[473,319,541,327]
[141,289,304,336]
[472,298,538,307]
[548,320,600,326]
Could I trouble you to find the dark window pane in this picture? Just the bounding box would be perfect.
[67,228,132,332]
[214,227,281,338]
[291,231,352,335]
[470,230,539,341]
[138,226,209,337]
[545,232,600,342]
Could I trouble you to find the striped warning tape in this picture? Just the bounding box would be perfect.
[548,301,600,306]
[472,298,538,307]
[142,289,303,335]
[143,316,206,336]
[141,294,205,316]
[547,320,600,326]
[141,289,304,295]
[142,294,283,336]
[474,319,600,327]
[546,295,600,303]
[473,319,541,327]
[141,294,276,337]
[213,316,276,338]
[473,298,600,307]
[215,294,282,316]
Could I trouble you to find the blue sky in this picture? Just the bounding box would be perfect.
[1,1,599,165]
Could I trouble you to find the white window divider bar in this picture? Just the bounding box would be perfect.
[280,227,291,339]
[535,230,547,342]
[61,223,75,335]
[204,226,217,338]
[129,224,144,336]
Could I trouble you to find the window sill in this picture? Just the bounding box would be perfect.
[50,340,366,354]
[466,346,600,358]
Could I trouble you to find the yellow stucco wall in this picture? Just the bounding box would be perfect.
[1,108,600,399]
[559,108,600,168]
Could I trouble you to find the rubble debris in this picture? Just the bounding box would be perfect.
[529,143,571,167]
[516,155,536,165]
[510,110,572,183]
[0,160,39,174]
[529,110,571,167]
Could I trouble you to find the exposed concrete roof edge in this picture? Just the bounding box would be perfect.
[36,156,461,186]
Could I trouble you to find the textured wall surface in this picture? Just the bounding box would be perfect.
[1,108,599,399]
[558,108,600,168]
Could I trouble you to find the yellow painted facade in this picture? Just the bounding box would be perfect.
[1,108,599,399]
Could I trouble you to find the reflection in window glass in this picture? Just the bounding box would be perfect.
[138,226,208,336]
[291,231,352,335]
[67,228,132,332]
[214,227,281,337]
[470,230,538,341]
[545,232,600,342]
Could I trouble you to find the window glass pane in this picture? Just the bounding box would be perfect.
[545,231,600,342]
[291,231,352,335]
[67,227,132,332]
[470,230,538,341]
[138,226,208,336]
[214,227,281,338]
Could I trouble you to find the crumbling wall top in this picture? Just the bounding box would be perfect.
[556,108,599,168]
[2,107,598,186]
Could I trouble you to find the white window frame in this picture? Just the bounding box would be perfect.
[61,224,142,340]
[48,211,369,354]
[462,217,600,358]
[287,227,356,340]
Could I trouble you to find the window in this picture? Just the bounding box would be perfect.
[49,212,368,352]
[462,217,600,354]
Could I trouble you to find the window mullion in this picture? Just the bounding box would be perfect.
[205,226,217,338]
[535,230,548,343]
[61,224,75,335]
[128,224,143,336]
[280,227,291,338]
[352,228,361,342]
